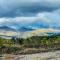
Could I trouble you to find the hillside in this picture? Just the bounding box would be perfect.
[0,28,60,38]
[20,28,60,38]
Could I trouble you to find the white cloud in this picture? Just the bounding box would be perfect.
[36,12,51,23]
[0,14,51,25]
[0,9,60,27]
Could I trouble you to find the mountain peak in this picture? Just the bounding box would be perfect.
[0,25,16,31]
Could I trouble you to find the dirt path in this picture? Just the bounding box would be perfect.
[1,50,60,60]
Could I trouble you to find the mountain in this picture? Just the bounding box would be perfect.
[18,26,35,32]
[16,21,49,32]
[1,20,50,32]
[1,20,59,32]
[19,28,60,38]
[0,27,60,38]
[30,21,49,29]
[0,25,35,32]
[0,26,16,31]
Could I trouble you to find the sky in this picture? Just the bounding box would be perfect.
[0,0,60,30]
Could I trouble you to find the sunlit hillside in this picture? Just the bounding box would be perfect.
[0,28,60,38]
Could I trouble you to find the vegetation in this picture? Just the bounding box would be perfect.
[0,35,60,54]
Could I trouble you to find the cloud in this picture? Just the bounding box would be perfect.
[0,9,60,29]
[0,13,51,25]
[0,0,60,17]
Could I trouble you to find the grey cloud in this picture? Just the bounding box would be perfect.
[0,0,60,17]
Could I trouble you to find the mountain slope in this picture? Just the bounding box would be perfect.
[0,26,16,31]
[20,28,60,38]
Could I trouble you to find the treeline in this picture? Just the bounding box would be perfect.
[16,35,60,48]
[0,35,60,48]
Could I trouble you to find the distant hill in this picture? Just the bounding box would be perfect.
[0,26,16,31]
[19,28,60,38]
[0,26,60,38]
[18,26,35,32]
